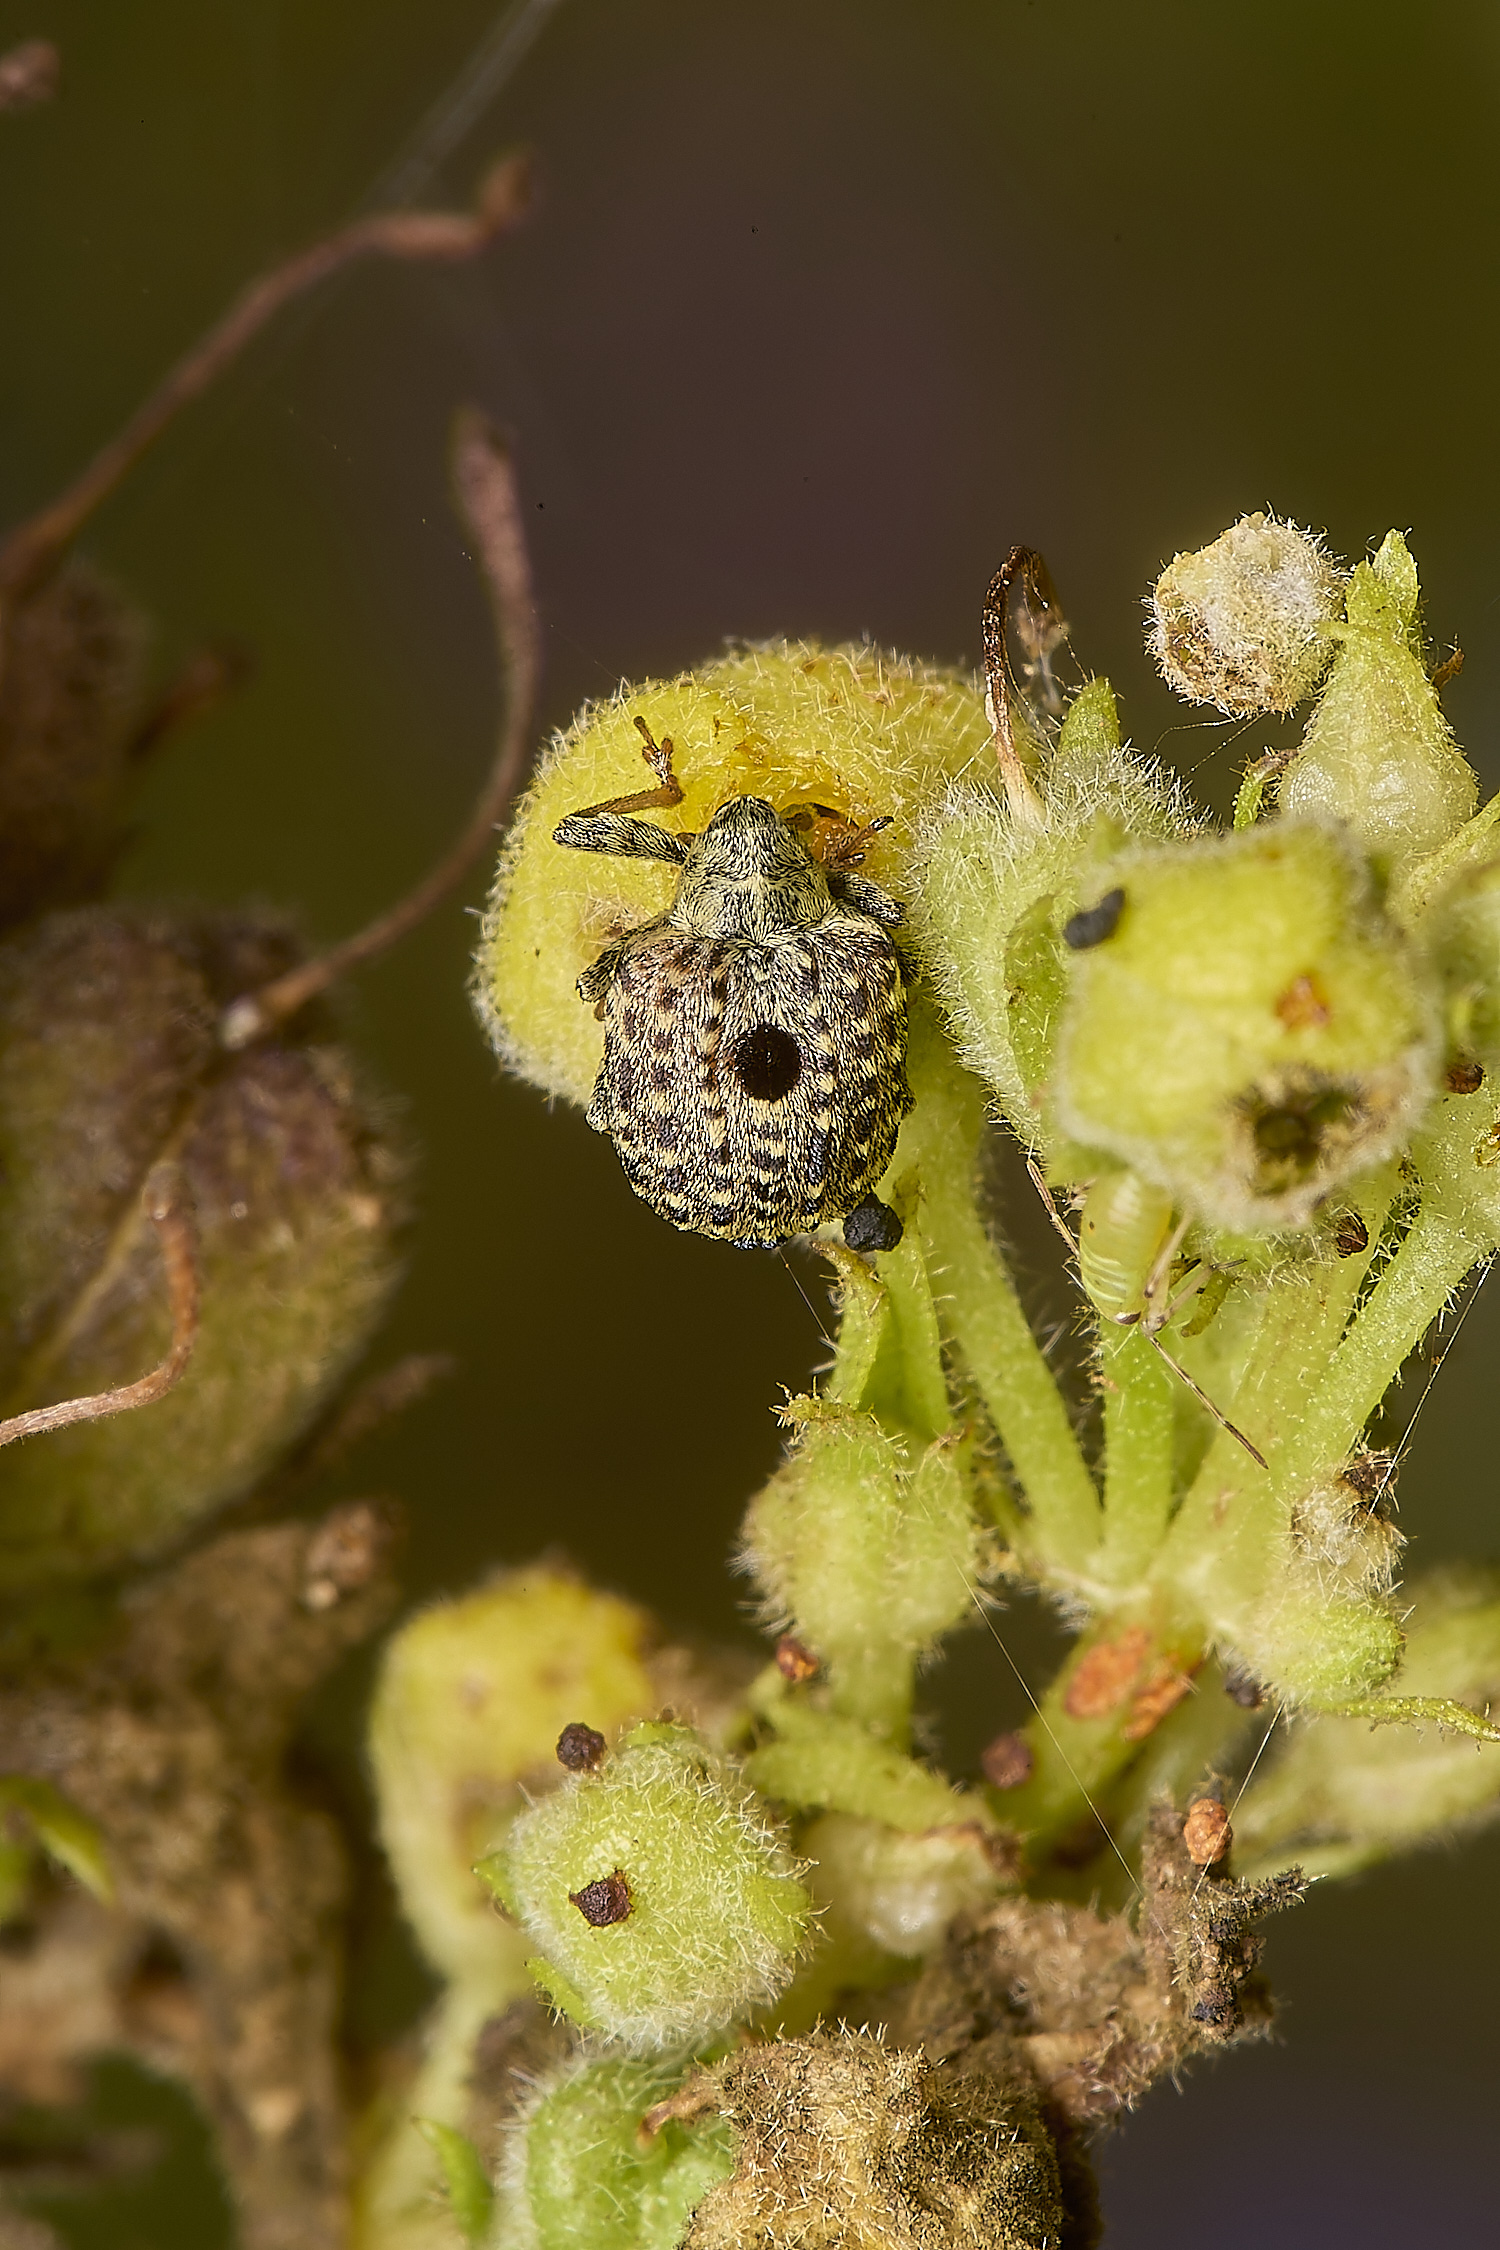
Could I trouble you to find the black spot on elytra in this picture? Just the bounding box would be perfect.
[729,1023,803,1101]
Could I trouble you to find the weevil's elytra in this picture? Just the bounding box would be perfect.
[554,769,912,1252]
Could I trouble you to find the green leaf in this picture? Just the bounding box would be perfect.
[0,1774,112,1899]
[414,2118,494,2246]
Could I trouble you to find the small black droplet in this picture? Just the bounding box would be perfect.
[1063,887,1126,950]
[569,1868,632,1926]
[556,1722,607,1772]
[843,1194,903,1253]
[729,1023,802,1101]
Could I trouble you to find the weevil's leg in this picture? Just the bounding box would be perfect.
[1138,1211,1194,1333]
[828,868,905,926]
[568,715,687,818]
[553,810,691,863]
[1026,1155,1084,1267]
[577,913,674,1010]
[843,1193,904,1254]
[577,945,626,1007]
[1147,1334,1268,1470]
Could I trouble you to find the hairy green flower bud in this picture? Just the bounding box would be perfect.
[0,564,148,931]
[474,641,988,1108]
[1055,822,1440,1228]
[1148,512,1345,716]
[1227,1582,1405,1709]
[0,906,404,1589]
[740,1409,980,1744]
[1424,855,1500,1069]
[1235,1570,1500,1879]
[499,2055,735,2250]
[1278,532,1476,877]
[479,1724,810,2052]
[370,1566,663,1996]
[907,677,1192,1139]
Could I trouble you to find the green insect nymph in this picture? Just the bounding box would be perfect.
[554,760,912,1254]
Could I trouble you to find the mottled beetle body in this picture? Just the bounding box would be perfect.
[555,789,912,1251]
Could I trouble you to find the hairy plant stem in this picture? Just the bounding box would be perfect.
[899,1007,1102,1574]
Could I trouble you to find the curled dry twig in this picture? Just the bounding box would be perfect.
[0,152,534,605]
[0,1168,199,1449]
[218,411,541,1049]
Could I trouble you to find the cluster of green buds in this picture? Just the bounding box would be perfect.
[442,512,1500,2249]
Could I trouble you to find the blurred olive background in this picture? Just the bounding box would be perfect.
[2,2,1499,2244]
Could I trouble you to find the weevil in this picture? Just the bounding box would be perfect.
[554,722,912,1252]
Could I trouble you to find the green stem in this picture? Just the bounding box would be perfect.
[923,1175,1102,1572]
[1273,1201,1484,1496]
[894,1003,1101,1575]
[1094,1327,1175,1587]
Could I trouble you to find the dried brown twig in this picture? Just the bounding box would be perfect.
[218,410,540,1049]
[0,153,533,605]
[0,1170,199,1449]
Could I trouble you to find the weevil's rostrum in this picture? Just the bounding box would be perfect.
[554,789,912,1251]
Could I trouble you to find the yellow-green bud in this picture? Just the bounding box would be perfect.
[800,1811,1002,1960]
[473,641,988,1108]
[479,1724,810,2053]
[1423,855,1500,1069]
[739,1411,980,1744]
[0,906,404,1589]
[369,1565,662,1995]
[1226,1582,1405,1710]
[907,677,1193,1139]
[1235,1570,1500,1880]
[1278,532,1476,877]
[1149,512,1344,716]
[1054,822,1440,1228]
[501,2054,735,2250]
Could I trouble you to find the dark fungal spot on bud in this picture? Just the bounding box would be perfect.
[1062,886,1125,950]
[775,1634,819,1683]
[1332,1211,1369,1258]
[569,1868,632,1926]
[729,1023,802,1101]
[556,1722,607,1772]
[1445,1057,1485,1096]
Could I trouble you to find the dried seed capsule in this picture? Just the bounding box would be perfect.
[1149,512,1345,717]
[0,905,404,1591]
